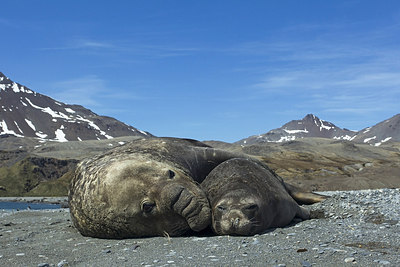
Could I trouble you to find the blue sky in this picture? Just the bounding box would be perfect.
[1,1,400,142]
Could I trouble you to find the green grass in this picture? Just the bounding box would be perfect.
[0,157,75,197]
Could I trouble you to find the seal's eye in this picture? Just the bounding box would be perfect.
[167,170,175,179]
[217,205,226,212]
[142,202,156,213]
[245,204,258,211]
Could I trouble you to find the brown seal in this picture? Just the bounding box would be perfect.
[68,138,241,238]
[201,158,326,236]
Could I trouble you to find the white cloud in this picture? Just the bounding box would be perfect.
[237,27,399,112]
[41,39,114,51]
[47,76,151,117]
[50,76,108,106]
[41,37,200,59]
[219,20,400,133]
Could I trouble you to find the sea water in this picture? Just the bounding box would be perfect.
[0,201,61,212]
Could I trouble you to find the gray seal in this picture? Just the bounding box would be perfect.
[201,158,326,235]
[69,138,241,238]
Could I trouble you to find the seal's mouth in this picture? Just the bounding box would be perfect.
[162,184,211,232]
[170,187,186,212]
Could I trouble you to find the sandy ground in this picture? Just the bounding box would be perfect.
[1,189,399,266]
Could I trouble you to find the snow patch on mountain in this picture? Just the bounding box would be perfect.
[0,120,23,137]
[364,136,377,143]
[65,108,76,113]
[36,132,48,139]
[25,119,36,131]
[14,121,23,134]
[374,137,392,147]
[277,135,297,142]
[284,129,309,134]
[363,127,371,134]
[23,97,113,139]
[54,128,68,142]
[138,129,149,136]
[25,97,71,120]
[333,135,356,141]
[320,120,333,131]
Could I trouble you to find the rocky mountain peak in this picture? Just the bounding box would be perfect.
[0,72,9,82]
[0,72,151,142]
[236,114,357,145]
[303,113,316,120]
[351,113,400,146]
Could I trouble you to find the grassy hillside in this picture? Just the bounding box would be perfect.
[0,156,77,197]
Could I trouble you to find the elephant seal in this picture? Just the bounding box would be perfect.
[69,138,242,238]
[201,158,326,236]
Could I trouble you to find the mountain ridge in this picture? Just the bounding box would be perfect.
[236,113,399,146]
[1,71,398,147]
[0,72,151,142]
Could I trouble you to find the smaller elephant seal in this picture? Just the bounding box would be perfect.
[201,158,326,236]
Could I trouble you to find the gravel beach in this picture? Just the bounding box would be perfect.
[1,189,399,266]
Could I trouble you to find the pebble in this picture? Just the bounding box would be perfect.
[301,260,311,267]
[38,264,50,267]
[374,259,391,265]
[344,257,355,263]
[57,259,68,267]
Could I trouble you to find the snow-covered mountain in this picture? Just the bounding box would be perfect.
[236,113,400,146]
[351,114,400,146]
[0,72,151,142]
[236,114,356,145]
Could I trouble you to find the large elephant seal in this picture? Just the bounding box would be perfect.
[201,158,326,236]
[69,138,241,238]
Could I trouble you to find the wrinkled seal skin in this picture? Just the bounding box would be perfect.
[69,138,241,238]
[201,158,326,236]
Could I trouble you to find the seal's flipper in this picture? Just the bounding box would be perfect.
[284,183,328,205]
[296,206,310,220]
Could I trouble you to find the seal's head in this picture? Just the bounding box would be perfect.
[69,156,211,238]
[201,158,294,236]
[211,189,264,236]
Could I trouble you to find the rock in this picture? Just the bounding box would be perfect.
[374,259,391,265]
[344,257,355,263]
[57,259,69,267]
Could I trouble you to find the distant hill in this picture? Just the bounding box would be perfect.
[0,72,151,142]
[236,113,400,147]
[351,114,400,146]
[236,114,356,145]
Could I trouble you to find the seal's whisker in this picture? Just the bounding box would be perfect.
[163,230,172,243]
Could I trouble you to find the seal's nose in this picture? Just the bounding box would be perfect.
[232,217,240,228]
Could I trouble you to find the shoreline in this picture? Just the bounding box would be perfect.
[0,197,68,206]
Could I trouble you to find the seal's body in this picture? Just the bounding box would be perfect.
[202,158,324,236]
[69,138,239,238]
